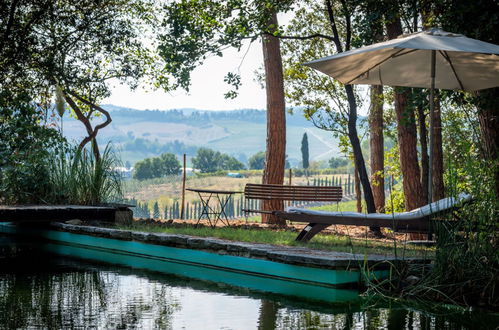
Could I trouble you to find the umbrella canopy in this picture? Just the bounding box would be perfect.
[304,28,499,204]
[305,28,499,91]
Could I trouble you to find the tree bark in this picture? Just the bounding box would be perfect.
[63,91,112,162]
[421,0,444,202]
[432,93,445,201]
[261,12,286,225]
[417,105,429,204]
[345,85,376,215]
[354,162,362,213]
[393,89,424,211]
[324,0,379,234]
[386,19,424,212]
[369,85,385,212]
[477,88,499,198]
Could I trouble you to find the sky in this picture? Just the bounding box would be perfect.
[104,40,267,111]
[102,12,371,115]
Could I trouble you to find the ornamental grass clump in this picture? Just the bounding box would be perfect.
[49,143,123,205]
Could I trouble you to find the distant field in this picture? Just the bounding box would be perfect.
[124,173,354,212]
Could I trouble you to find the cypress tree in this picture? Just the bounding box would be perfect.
[301,133,309,170]
[153,201,160,219]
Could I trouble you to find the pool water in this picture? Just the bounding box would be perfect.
[0,235,497,329]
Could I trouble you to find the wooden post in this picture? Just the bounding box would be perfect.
[180,153,186,220]
[288,168,292,185]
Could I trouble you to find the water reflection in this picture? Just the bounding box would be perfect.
[0,236,497,329]
[0,255,180,328]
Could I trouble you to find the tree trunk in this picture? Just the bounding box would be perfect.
[261,12,286,225]
[345,85,381,234]
[421,0,444,202]
[386,19,424,213]
[417,105,429,204]
[258,300,278,330]
[394,89,424,211]
[432,93,445,201]
[477,88,499,198]
[369,85,385,212]
[345,85,376,214]
[354,162,362,213]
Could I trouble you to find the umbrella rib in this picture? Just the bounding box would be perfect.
[439,50,465,90]
[346,48,405,85]
[392,49,419,58]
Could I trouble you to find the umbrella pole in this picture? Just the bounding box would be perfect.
[429,50,436,203]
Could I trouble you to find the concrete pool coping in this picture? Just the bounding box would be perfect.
[49,222,408,270]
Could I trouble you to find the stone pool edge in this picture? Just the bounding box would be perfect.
[50,222,399,271]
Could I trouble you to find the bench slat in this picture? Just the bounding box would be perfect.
[244,184,342,202]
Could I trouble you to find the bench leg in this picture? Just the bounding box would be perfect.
[295,223,330,242]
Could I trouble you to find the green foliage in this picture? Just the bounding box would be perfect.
[133,153,181,180]
[280,0,362,138]
[328,157,349,169]
[159,0,293,93]
[1,0,166,158]
[0,91,64,204]
[192,148,245,173]
[384,185,405,214]
[301,133,309,169]
[248,151,266,170]
[384,145,405,213]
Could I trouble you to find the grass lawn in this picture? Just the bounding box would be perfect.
[117,222,434,259]
[243,199,365,223]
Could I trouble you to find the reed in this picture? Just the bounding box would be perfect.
[361,153,498,309]
[49,143,123,205]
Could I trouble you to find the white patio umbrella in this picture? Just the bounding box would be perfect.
[305,28,499,201]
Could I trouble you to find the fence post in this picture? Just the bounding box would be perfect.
[180,153,186,219]
[288,168,292,185]
[347,174,351,195]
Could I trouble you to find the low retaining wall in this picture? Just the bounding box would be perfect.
[50,222,394,270]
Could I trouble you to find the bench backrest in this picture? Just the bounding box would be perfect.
[244,183,342,202]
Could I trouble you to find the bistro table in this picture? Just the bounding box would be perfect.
[186,188,242,227]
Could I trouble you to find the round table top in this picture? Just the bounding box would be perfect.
[186,188,242,194]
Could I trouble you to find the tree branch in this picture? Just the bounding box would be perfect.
[68,90,112,135]
[1,0,20,49]
[264,31,335,41]
[325,0,343,52]
[338,0,351,51]
[63,92,95,150]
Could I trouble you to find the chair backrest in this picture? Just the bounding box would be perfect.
[244,183,342,202]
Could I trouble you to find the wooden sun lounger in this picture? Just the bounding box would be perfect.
[274,193,472,242]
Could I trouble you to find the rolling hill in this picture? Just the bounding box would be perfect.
[62,105,343,166]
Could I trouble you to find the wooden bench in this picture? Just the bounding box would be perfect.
[242,183,343,215]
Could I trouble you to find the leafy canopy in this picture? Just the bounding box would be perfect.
[134,153,181,180]
[192,148,245,173]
